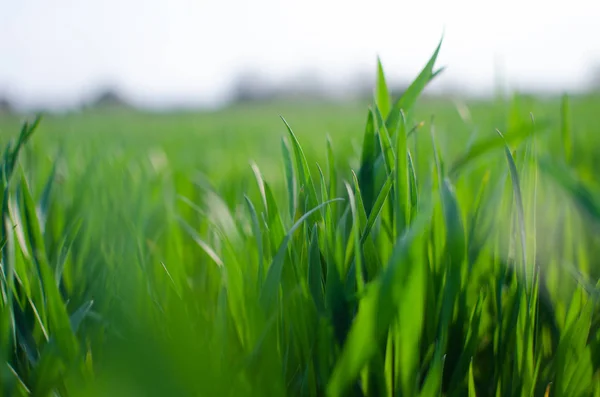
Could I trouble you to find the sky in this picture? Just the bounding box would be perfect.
[1,0,599,110]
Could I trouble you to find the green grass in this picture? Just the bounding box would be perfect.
[1,42,600,396]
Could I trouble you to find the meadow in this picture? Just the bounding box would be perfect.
[1,43,600,396]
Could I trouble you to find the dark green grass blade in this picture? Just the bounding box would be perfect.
[407,151,419,219]
[326,200,432,397]
[358,109,377,216]
[420,347,445,397]
[344,183,365,294]
[360,172,393,245]
[394,110,409,233]
[308,225,325,314]
[447,291,485,391]
[260,198,343,312]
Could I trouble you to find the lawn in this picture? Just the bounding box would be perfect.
[0,43,599,396]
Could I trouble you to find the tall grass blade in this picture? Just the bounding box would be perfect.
[308,225,325,313]
[326,201,432,397]
[376,57,392,119]
[260,198,343,311]
[386,37,444,129]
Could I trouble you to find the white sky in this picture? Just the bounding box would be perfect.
[1,0,599,109]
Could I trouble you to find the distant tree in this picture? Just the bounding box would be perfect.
[281,69,325,99]
[89,88,130,109]
[0,96,13,114]
[230,70,274,103]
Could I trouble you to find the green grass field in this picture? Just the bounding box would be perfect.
[1,43,600,396]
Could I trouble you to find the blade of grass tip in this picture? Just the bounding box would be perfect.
[358,108,377,216]
[407,120,426,138]
[326,135,338,219]
[326,199,432,397]
[376,57,392,119]
[386,36,444,130]
[308,224,325,314]
[251,162,269,216]
[260,198,344,312]
[23,114,42,141]
[560,93,572,164]
[244,195,264,289]
[350,171,368,229]
[281,137,297,221]
[468,359,477,397]
[497,129,528,290]
[7,116,42,179]
[280,116,319,215]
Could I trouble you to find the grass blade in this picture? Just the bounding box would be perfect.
[308,225,325,313]
[386,37,444,129]
[327,200,432,397]
[376,57,392,119]
[260,198,343,311]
